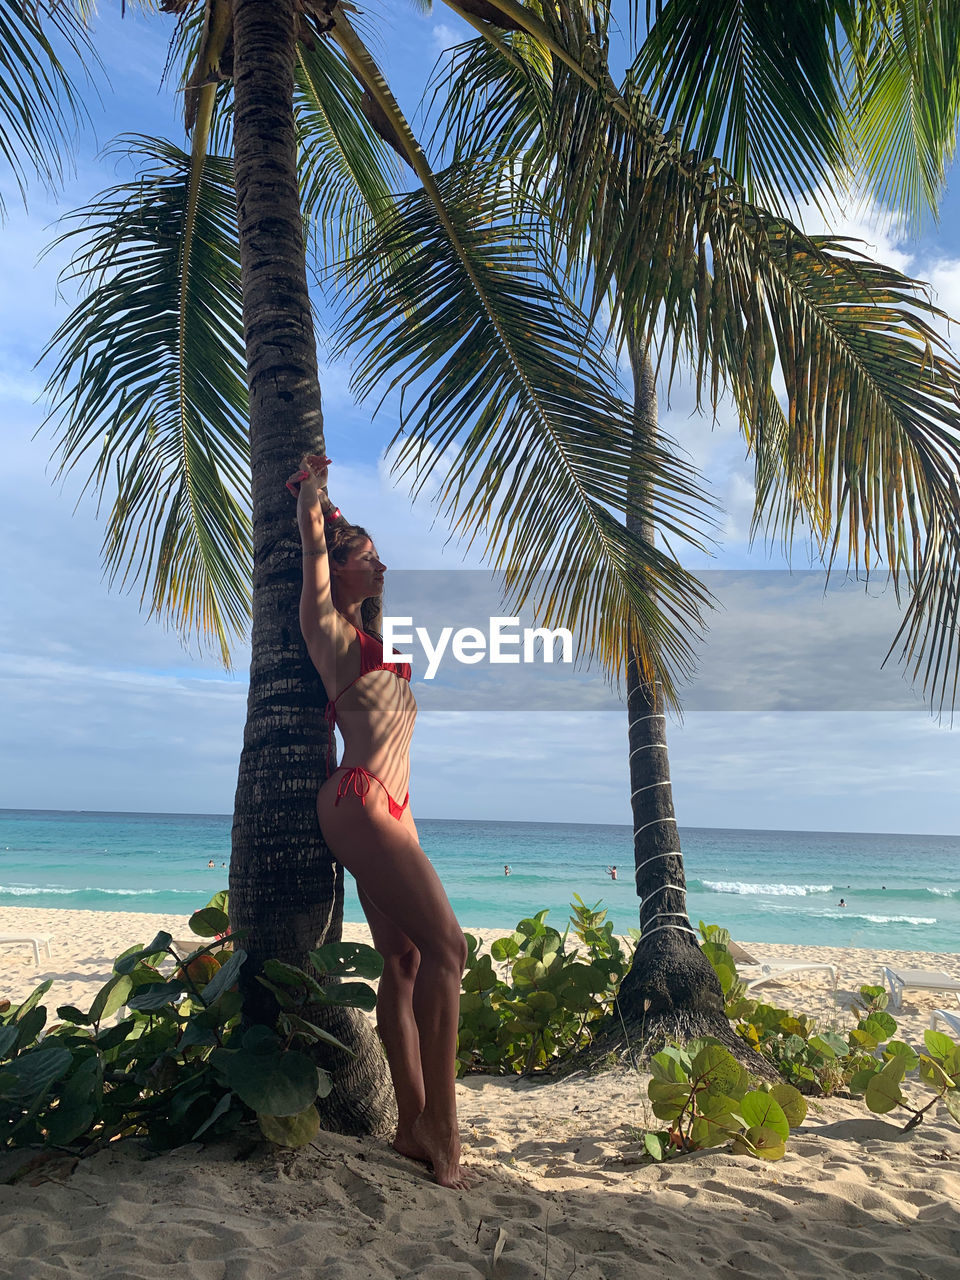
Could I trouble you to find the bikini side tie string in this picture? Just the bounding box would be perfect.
[335,766,373,807]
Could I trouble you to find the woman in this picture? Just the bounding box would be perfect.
[288,454,470,1189]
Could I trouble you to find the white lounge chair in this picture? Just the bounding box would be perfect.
[726,942,838,993]
[0,934,52,967]
[881,966,960,1012]
[930,1009,960,1037]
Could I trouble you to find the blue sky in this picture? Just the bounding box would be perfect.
[2,3,960,834]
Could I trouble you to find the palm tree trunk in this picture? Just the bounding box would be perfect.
[611,331,762,1066]
[228,0,392,1134]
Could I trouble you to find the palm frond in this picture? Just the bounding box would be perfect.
[293,34,400,268]
[332,159,716,700]
[40,135,251,666]
[0,0,95,210]
[631,0,849,213]
[844,0,960,228]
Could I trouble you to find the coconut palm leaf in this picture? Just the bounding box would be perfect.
[293,35,401,268]
[0,0,94,209]
[631,0,850,213]
[41,135,250,666]
[845,0,960,228]
[332,158,716,695]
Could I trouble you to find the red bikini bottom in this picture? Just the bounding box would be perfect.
[334,766,409,821]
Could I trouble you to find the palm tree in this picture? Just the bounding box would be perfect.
[424,0,960,1050]
[37,0,960,1118]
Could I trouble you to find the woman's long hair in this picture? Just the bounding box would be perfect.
[326,520,383,635]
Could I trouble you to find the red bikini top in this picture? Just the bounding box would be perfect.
[325,625,412,733]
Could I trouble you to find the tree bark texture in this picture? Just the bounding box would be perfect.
[228,0,392,1134]
[609,332,766,1069]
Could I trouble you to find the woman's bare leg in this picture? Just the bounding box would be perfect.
[319,789,468,1188]
[357,886,427,1160]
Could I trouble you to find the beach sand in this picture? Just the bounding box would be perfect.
[1,906,959,1279]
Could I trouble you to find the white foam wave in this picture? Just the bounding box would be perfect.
[701,880,833,897]
[0,884,196,897]
[927,887,958,898]
[822,911,936,925]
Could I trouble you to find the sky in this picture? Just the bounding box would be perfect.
[2,3,960,834]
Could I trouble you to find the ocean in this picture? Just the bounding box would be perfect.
[0,809,957,953]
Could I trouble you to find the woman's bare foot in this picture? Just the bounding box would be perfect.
[411,1112,473,1189]
[391,1127,430,1164]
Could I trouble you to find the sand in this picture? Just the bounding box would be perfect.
[1,906,959,1279]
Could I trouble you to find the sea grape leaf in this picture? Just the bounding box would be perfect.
[740,1091,789,1140]
[736,1125,786,1160]
[223,1047,321,1116]
[648,1081,689,1121]
[191,1092,234,1140]
[315,982,377,1012]
[88,975,134,1025]
[861,1012,897,1040]
[943,1090,960,1124]
[45,1103,96,1147]
[309,942,383,980]
[189,907,230,938]
[643,1131,665,1161]
[14,1006,46,1052]
[261,960,326,1001]
[650,1051,688,1084]
[865,1057,906,1114]
[918,1055,954,1090]
[258,1103,322,1147]
[690,1043,742,1092]
[690,1111,739,1148]
[115,935,172,975]
[199,951,246,1005]
[204,889,229,914]
[11,982,52,1022]
[280,1012,354,1055]
[810,1031,847,1058]
[924,1029,955,1063]
[125,980,187,1012]
[883,1041,920,1071]
[491,937,519,962]
[2,1045,72,1099]
[770,1083,807,1128]
[848,1066,878,1095]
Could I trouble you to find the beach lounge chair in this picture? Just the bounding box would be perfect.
[881,966,960,1012]
[0,933,52,967]
[930,1009,960,1037]
[726,942,838,992]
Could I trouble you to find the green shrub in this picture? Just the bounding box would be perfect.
[0,892,382,1153]
[695,923,960,1131]
[456,897,633,1076]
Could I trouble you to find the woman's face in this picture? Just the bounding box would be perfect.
[333,538,386,599]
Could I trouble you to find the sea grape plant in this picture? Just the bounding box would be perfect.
[0,891,382,1153]
[456,898,633,1076]
[642,1037,808,1161]
[696,924,960,1131]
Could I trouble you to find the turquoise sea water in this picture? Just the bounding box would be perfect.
[0,809,957,952]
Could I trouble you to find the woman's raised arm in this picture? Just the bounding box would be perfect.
[289,454,339,673]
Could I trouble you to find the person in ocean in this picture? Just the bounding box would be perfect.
[606,865,618,881]
[838,898,846,907]
[504,864,511,876]
[288,454,470,1190]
